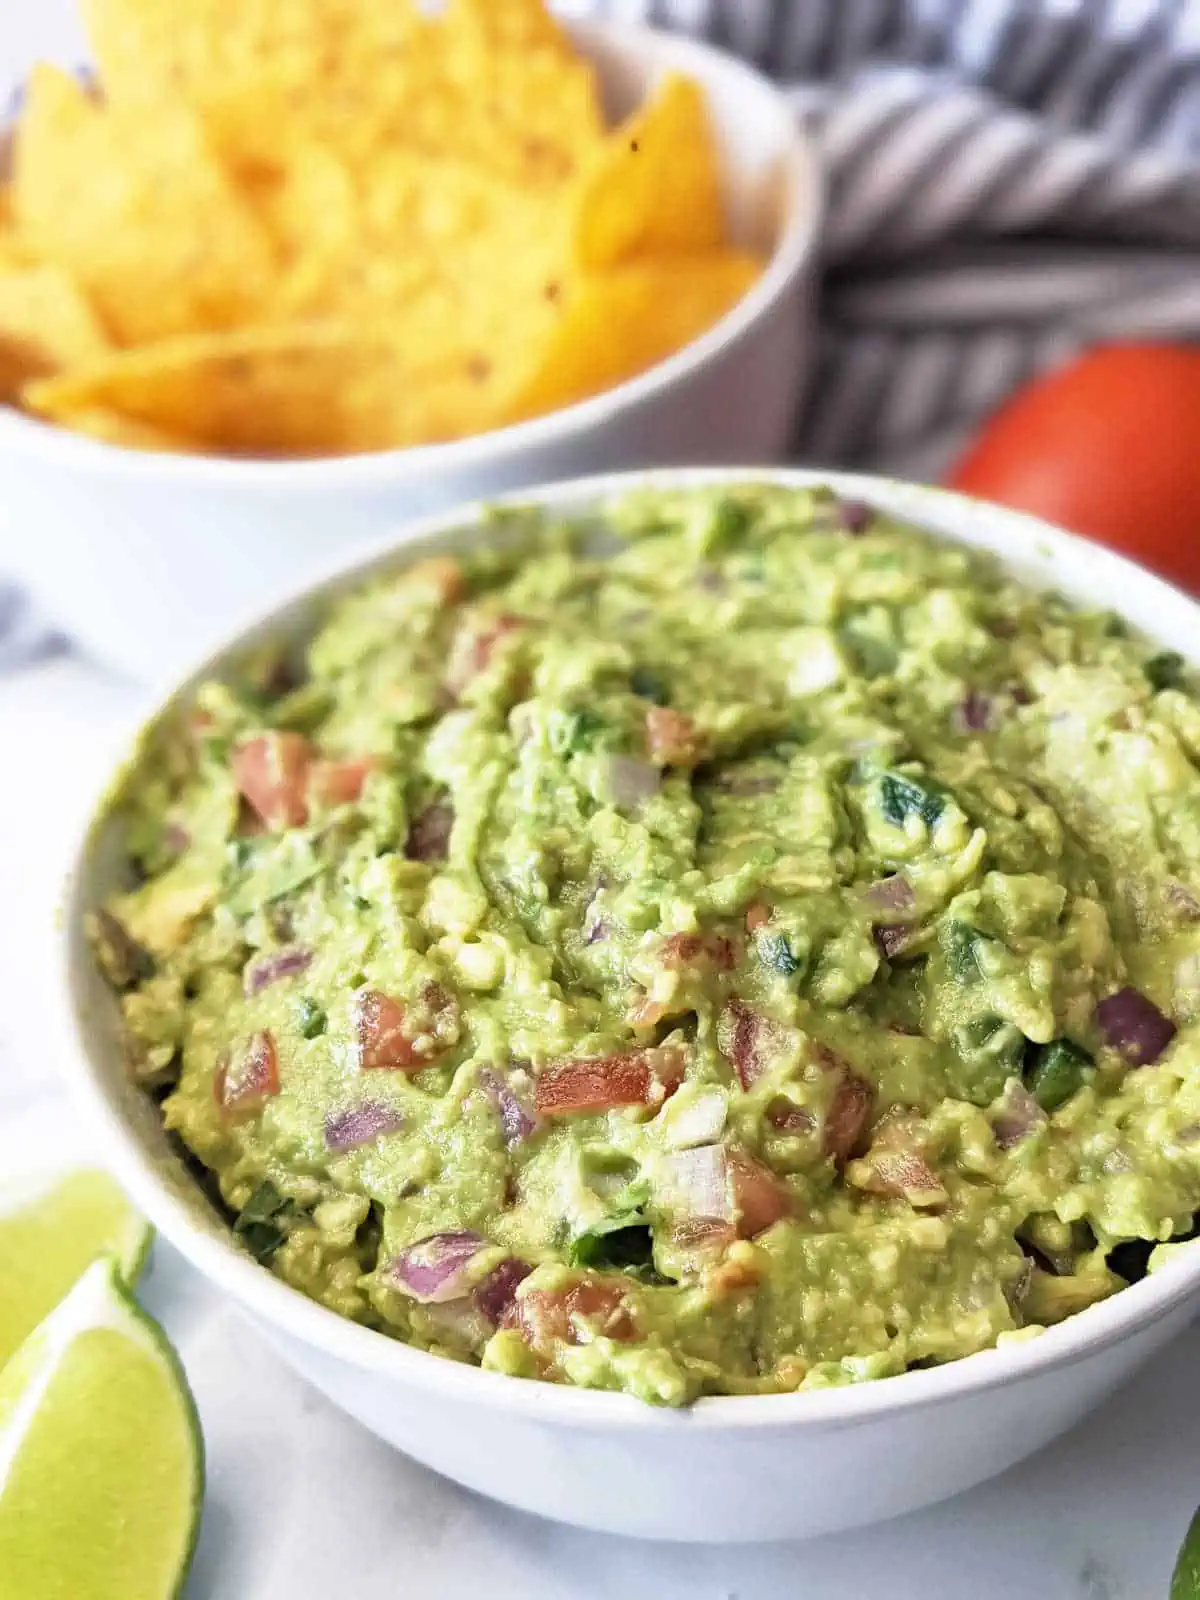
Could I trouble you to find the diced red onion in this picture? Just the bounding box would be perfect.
[1167,881,1200,921]
[474,1258,533,1325]
[597,754,661,809]
[662,1088,728,1149]
[244,946,312,996]
[873,923,916,960]
[583,879,612,944]
[420,1298,495,1350]
[1095,987,1176,1065]
[388,1231,487,1303]
[990,1081,1047,1150]
[324,1101,404,1152]
[657,1145,731,1222]
[955,689,995,734]
[837,498,875,535]
[480,1069,536,1147]
[714,772,780,796]
[865,875,914,913]
[406,801,454,863]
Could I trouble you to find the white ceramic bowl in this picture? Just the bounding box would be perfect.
[61,468,1200,1544]
[0,21,819,684]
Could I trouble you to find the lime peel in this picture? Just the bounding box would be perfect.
[0,1166,152,1371]
[0,1257,203,1600]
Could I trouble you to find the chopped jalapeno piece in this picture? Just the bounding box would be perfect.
[630,667,669,704]
[234,1181,295,1263]
[298,998,327,1039]
[1145,650,1186,691]
[549,708,605,755]
[878,771,945,828]
[942,920,984,984]
[1025,1038,1091,1112]
[758,932,801,977]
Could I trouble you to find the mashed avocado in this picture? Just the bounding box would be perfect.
[90,483,1200,1404]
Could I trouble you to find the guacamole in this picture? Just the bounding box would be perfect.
[90,484,1200,1405]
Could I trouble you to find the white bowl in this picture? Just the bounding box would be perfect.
[60,468,1200,1544]
[0,21,819,684]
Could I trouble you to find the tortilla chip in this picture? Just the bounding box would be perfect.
[445,0,573,58]
[0,263,111,399]
[53,405,197,452]
[504,251,762,424]
[24,321,513,456]
[574,74,726,271]
[13,65,275,344]
[81,0,427,170]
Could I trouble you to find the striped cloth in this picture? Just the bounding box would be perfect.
[4,0,1200,662]
[561,0,1200,477]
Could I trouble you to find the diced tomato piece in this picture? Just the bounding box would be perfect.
[671,1216,737,1252]
[719,999,782,1090]
[403,555,466,606]
[406,801,454,863]
[445,613,523,697]
[354,989,423,1073]
[766,1097,815,1134]
[645,705,702,767]
[214,1030,280,1119]
[309,756,377,808]
[534,1046,682,1115]
[659,932,737,971]
[232,733,312,830]
[745,903,771,933]
[355,984,457,1073]
[727,1150,791,1239]
[505,1279,636,1348]
[819,1059,875,1168]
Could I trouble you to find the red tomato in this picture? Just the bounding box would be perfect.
[354,989,421,1073]
[726,1150,790,1239]
[534,1052,654,1114]
[309,756,376,808]
[948,343,1200,593]
[214,1030,280,1119]
[232,733,312,829]
[533,1046,683,1115]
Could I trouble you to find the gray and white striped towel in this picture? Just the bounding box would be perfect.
[561,0,1200,479]
[4,0,1200,662]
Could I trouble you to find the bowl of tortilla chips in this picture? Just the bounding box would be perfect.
[0,0,820,679]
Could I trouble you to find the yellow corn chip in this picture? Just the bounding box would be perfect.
[13,65,276,344]
[53,405,198,452]
[445,0,573,59]
[0,263,111,399]
[25,321,515,457]
[504,250,762,424]
[574,74,726,270]
[7,0,753,457]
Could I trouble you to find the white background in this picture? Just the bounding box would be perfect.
[3,4,1200,1595]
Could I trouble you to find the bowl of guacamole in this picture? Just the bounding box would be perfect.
[63,470,1200,1541]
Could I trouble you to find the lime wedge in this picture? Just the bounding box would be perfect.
[1173,1506,1200,1600]
[0,1256,203,1600]
[0,1167,151,1370]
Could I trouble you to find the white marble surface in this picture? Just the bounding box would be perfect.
[4,6,1200,1596]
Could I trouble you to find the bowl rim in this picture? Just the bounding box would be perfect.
[59,465,1200,1434]
[0,18,821,486]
